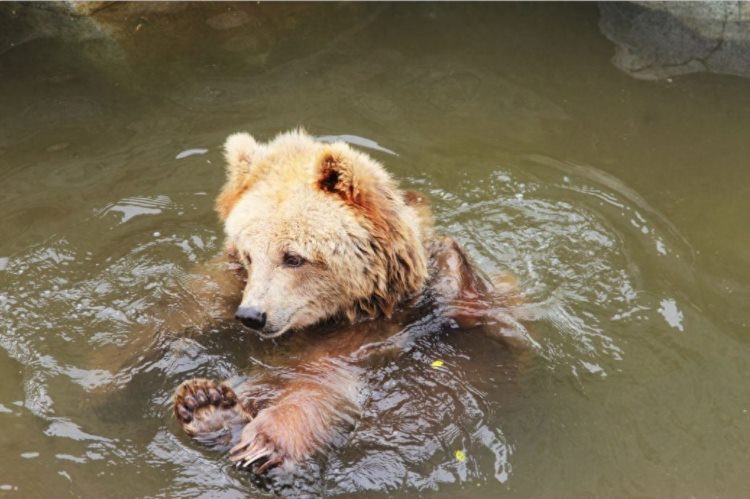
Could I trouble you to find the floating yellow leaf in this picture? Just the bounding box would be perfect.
[455,450,466,462]
[431,359,444,368]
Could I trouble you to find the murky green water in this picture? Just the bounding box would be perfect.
[1,3,749,497]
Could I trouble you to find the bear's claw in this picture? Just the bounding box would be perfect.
[231,434,275,467]
[229,422,287,472]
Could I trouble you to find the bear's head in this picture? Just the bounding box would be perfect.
[217,129,429,338]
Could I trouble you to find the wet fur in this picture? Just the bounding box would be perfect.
[172,129,520,473]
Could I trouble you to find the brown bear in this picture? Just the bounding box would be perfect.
[171,129,522,473]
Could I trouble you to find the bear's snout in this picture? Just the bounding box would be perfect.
[235,305,267,330]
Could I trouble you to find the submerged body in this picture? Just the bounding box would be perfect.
[170,130,523,472]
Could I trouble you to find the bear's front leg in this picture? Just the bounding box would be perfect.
[429,236,529,347]
[229,372,358,473]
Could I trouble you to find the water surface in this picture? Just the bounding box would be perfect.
[1,3,749,497]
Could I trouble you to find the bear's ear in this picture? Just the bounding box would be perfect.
[223,132,258,176]
[216,132,259,221]
[317,151,358,203]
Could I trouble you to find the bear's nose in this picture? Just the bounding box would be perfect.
[235,306,267,330]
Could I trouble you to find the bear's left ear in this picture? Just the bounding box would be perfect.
[315,145,398,220]
[317,151,358,203]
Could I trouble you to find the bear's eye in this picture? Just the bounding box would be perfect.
[244,253,252,265]
[282,252,305,268]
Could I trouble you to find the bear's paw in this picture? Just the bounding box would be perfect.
[173,378,252,439]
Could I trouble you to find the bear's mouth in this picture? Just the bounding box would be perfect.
[254,326,292,340]
[238,316,298,340]
[236,305,307,339]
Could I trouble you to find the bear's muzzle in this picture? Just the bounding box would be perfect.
[235,305,267,330]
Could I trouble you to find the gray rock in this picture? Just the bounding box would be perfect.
[598,1,750,80]
[0,2,109,57]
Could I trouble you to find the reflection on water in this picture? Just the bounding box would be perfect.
[1,2,749,497]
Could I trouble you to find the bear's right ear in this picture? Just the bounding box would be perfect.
[223,132,258,176]
[216,132,258,221]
